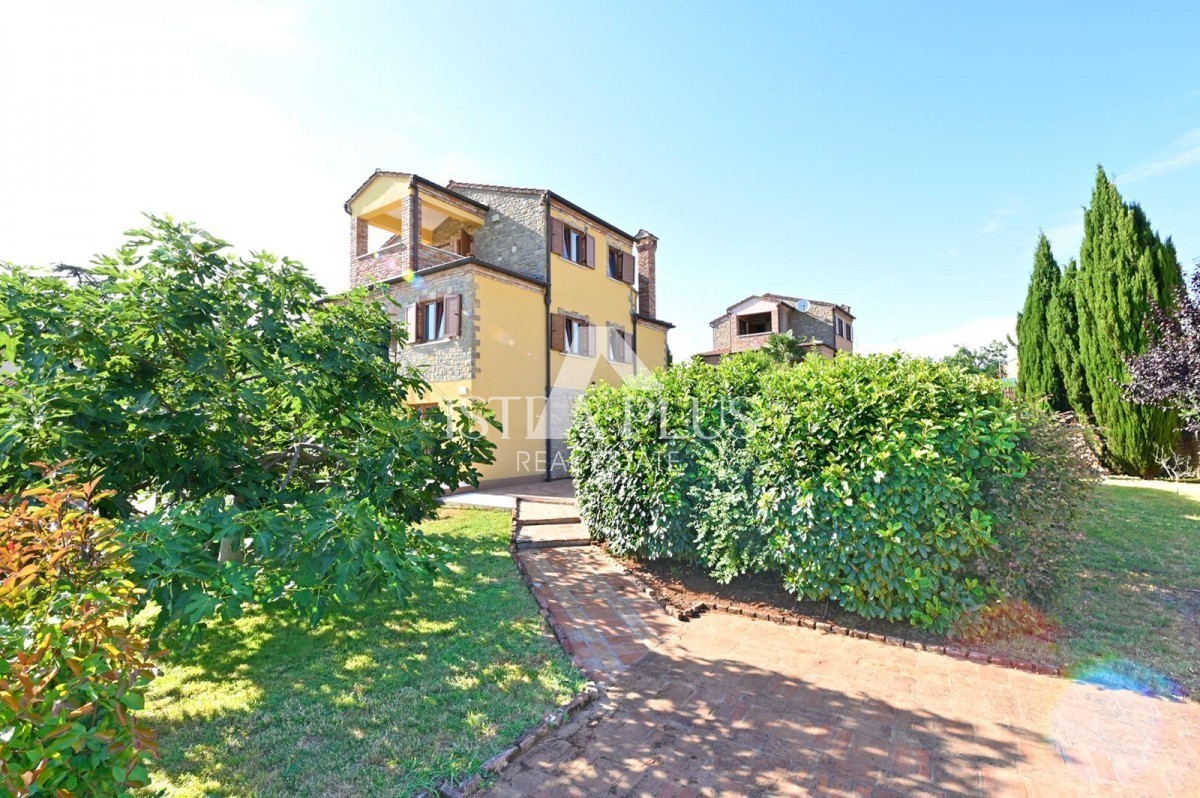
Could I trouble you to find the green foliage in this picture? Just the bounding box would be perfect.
[978,407,1096,602]
[569,354,1087,633]
[0,480,159,797]
[940,339,1010,378]
[1047,259,1091,417]
[759,330,808,365]
[1017,234,1068,409]
[0,217,495,642]
[1075,167,1182,476]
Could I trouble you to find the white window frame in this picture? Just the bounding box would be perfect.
[608,327,626,362]
[423,299,447,343]
[564,317,584,355]
[563,226,583,264]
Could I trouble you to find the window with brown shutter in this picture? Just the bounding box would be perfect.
[557,221,587,265]
[414,295,460,343]
[621,251,635,284]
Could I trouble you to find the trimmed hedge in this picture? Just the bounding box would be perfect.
[569,353,1089,632]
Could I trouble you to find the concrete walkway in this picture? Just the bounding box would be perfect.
[484,492,1200,796]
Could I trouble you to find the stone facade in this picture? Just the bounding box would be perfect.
[449,185,548,281]
[788,303,834,346]
[384,269,477,383]
[546,388,581,480]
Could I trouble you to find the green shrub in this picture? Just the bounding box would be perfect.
[0,480,159,797]
[978,408,1097,603]
[570,354,1089,632]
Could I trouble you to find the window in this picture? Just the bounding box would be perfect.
[564,317,584,355]
[737,312,772,336]
[551,313,591,356]
[551,218,594,267]
[423,299,447,342]
[608,327,629,362]
[411,294,461,343]
[845,322,853,342]
[608,248,635,283]
[563,225,584,264]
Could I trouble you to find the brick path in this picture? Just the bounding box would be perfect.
[489,499,1200,797]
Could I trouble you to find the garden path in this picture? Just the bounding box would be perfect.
[469,489,1200,796]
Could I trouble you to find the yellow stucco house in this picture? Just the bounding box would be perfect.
[344,171,672,485]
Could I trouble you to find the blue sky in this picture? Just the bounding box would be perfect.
[3,1,1198,357]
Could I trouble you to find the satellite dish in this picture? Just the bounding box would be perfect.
[795,299,811,313]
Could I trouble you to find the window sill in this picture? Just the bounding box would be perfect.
[553,254,595,270]
[412,337,455,347]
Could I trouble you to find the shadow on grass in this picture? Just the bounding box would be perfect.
[140,509,584,798]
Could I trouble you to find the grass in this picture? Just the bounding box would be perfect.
[1050,479,1200,696]
[138,508,584,797]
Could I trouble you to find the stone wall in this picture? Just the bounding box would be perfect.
[711,316,731,352]
[548,387,581,479]
[384,270,477,383]
[788,304,835,348]
[451,187,547,281]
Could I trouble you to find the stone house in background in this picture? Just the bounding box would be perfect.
[698,293,854,363]
[344,171,672,485]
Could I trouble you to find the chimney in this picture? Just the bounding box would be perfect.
[634,229,658,318]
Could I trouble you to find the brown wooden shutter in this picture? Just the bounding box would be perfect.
[585,234,596,268]
[550,218,564,257]
[414,303,427,342]
[550,313,566,352]
[621,252,634,284]
[445,294,461,338]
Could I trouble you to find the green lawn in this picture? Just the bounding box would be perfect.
[1052,479,1200,697]
[139,509,584,797]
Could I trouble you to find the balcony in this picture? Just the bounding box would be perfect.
[347,172,488,287]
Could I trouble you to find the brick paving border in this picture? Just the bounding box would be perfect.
[607,551,1119,684]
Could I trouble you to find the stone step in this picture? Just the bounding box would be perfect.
[515,522,591,550]
[517,499,581,525]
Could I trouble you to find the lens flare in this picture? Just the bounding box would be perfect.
[1066,658,1185,699]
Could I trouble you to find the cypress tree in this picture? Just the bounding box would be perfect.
[1047,258,1090,417]
[1017,233,1067,409]
[1075,167,1183,476]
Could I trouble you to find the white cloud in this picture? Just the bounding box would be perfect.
[862,315,1015,359]
[1116,128,1200,184]
[981,202,1022,235]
